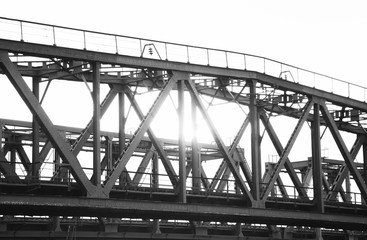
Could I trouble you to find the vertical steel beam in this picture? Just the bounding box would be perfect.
[152,152,159,188]
[92,62,101,186]
[191,95,201,193]
[178,79,186,203]
[0,122,2,150]
[249,80,261,201]
[311,103,324,213]
[364,140,367,186]
[32,77,40,179]
[106,136,113,178]
[118,91,127,186]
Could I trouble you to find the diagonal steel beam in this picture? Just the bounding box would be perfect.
[185,79,254,203]
[200,165,210,191]
[260,100,313,201]
[320,100,367,202]
[34,140,53,174]
[259,110,309,200]
[124,85,179,187]
[325,135,364,201]
[132,149,155,185]
[0,51,95,196]
[209,115,250,191]
[71,87,118,155]
[15,145,31,173]
[103,76,175,194]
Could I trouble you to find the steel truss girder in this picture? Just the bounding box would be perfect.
[0,50,96,196]
[1,194,366,230]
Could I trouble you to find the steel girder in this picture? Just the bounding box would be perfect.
[0,194,367,230]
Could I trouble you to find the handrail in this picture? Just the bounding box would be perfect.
[1,161,363,205]
[0,16,366,102]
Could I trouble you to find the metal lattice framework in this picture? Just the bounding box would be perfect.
[0,17,367,239]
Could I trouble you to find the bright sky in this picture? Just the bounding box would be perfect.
[0,1,366,164]
[1,0,366,86]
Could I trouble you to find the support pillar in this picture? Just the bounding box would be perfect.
[345,230,358,240]
[315,228,323,240]
[50,216,61,232]
[283,226,294,240]
[191,101,201,193]
[268,225,282,240]
[234,223,244,237]
[92,62,101,186]
[32,76,40,180]
[118,91,128,186]
[152,219,161,234]
[312,103,324,213]
[249,80,261,201]
[312,103,324,240]
[346,171,351,203]
[192,221,208,236]
[363,140,367,201]
[105,136,113,178]
[178,79,186,203]
[0,122,3,150]
[152,152,159,188]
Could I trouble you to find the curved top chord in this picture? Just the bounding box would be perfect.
[0,16,366,103]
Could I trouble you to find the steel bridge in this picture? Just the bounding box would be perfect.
[0,17,367,239]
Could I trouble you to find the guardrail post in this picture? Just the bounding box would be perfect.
[206,49,210,66]
[20,21,24,42]
[186,46,190,63]
[83,31,86,50]
[115,35,118,54]
[52,26,56,46]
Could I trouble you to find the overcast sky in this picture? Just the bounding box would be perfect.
[1,0,366,86]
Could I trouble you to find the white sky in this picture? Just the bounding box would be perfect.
[0,1,366,162]
[1,0,366,86]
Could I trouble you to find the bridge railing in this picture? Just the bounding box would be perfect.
[1,161,364,206]
[0,17,366,102]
